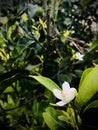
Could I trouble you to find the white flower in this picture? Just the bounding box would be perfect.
[53,81,77,106]
[75,52,84,61]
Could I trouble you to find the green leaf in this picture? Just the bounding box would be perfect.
[89,40,98,52]
[44,89,55,103]
[75,65,98,112]
[29,75,61,92]
[0,32,7,46]
[78,67,93,88]
[83,100,98,114]
[80,0,91,6]
[43,107,60,130]
[74,69,83,78]
[0,70,29,94]
[7,94,15,106]
[58,110,71,123]
[3,86,14,93]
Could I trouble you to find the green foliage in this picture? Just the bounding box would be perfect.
[82,100,98,114]
[43,107,62,130]
[30,75,61,92]
[75,65,98,112]
[0,0,98,129]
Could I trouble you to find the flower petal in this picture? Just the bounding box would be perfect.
[70,88,77,97]
[56,101,67,106]
[62,81,70,91]
[75,52,84,61]
[65,88,77,103]
[53,89,62,100]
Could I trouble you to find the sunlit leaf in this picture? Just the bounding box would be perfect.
[0,17,8,24]
[21,13,28,22]
[29,75,61,92]
[7,94,15,106]
[39,18,47,28]
[0,32,7,46]
[78,67,93,88]
[75,65,98,112]
[3,86,14,93]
